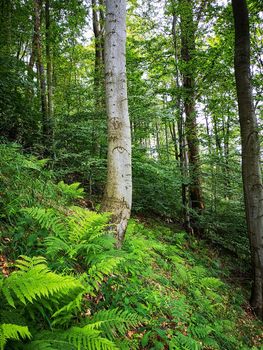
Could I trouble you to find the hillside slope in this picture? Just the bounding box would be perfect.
[0,144,262,349]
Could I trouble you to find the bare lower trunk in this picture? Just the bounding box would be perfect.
[102,0,132,248]
[45,0,53,122]
[180,0,204,235]
[232,0,263,320]
[92,0,105,155]
[34,0,50,153]
[172,8,191,231]
[45,0,53,153]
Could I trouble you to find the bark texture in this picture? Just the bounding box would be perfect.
[180,0,204,235]
[45,0,53,130]
[102,0,132,248]
[92,0,105,155]
[33,0,52,153]
[232,0,263,320]
[172,9,191,232]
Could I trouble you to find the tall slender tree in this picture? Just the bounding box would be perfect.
[33,0,53,154]
[92,0,105,155]
[33,0,48,146]
[179,0,204,235]
[171,7,191,232]
[45,0,53,139]
[102,0,132,248]
[232,0,263,320]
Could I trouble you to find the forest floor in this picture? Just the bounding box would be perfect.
[109,217,263,349]
[1,144,263,350]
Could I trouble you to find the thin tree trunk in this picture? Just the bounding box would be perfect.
[155,121,161,159]
[45,0,53,151]
[33,0,50,153]
[223,112,230,198]
[232,0,263,320]
[180,0,204,236]
[102,0,132,248]
[92,0,105,155]
[172,7,191,231]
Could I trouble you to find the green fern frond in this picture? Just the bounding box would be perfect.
[57,181,84,200]
[26,329,118,350]
[64,326,118,350]
[0,323,31,350]
[14,255,47,271]
[51,292,85,327]
[67,207,110,243]
[23,207,67,237]
[22,339,76,350]
[1,256,83,308]
[90,308,141,340]
[175,332,201,350]
[45,236,72,257]
[199,277,224,290]
[189,324,213,340]
[86,258,123,292]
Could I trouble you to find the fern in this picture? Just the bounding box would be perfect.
[0,324,31,350]
[1,256,83,308]
[174,332,201,350]
[85,258,123,293]
[24,206,111,248]
[57,181,84,200]
[21,329,118,350]
[23,207,67,237]
[89,308,141,340]
[64,326,118,350]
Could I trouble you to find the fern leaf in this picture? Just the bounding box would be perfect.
[0,323,31,350]
[89,308,141,340]
[23,207,67,237]
[2,257,83,307]
[65,326,118,350]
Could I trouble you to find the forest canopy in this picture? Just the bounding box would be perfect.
[0,0,262,349]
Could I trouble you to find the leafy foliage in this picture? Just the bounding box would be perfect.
[0,141,262,350]
[0,324,31,350]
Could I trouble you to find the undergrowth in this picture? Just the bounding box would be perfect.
[0,144,262,349]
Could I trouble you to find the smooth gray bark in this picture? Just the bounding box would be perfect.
[102,0,132,248]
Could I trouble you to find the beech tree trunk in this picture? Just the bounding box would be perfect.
[232,0,263,320]
[102,0,132,248]
[180,0,204,235]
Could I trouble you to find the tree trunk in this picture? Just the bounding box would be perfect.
[232,0,263,320]
[172,7,191,232]
[92,0,104,155]
[33,0,50,154]
[45,0,53,141]
[180,0,204,235]
[102,0,132,248]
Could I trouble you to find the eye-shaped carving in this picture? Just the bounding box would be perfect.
[112,146,128,153]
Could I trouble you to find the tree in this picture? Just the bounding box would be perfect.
[45,0,53,143]
[178,0,204,235]
[232,0,263,320]
[33,0,52,154]
[92,0,105,155]
[102,0,132,248]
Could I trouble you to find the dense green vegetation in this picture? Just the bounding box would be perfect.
[0,0,263,348]
[0,145,262,349]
